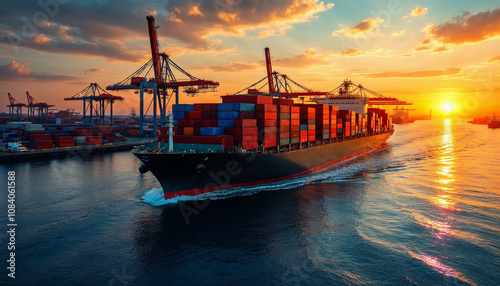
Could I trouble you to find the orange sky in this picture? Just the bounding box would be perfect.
[1,0,499,118]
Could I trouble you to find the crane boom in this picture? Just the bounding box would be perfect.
[146,15,163,84]
[26,91,34,105]
[8,93,15,105]
[265,47,275,94]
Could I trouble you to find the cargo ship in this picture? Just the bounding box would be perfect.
[391,106,415,124]
[487,114,500,128]
[133,90,393,200]
[468,117,490,124]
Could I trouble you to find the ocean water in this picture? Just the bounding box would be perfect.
[1,118,499,285]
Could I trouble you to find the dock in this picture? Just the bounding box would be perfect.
[0,138,154,163]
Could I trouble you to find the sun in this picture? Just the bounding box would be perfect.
[443,103,454,113]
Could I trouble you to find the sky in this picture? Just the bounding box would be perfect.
[0,0,499,118]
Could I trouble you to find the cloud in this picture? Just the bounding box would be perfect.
[403,5,428,20]
[423,8,500,46]
[187,6,204,17]
[162,0,335,46]
[339,48,365,56]
[0,60,78,81]
[192,62,260,73]
[85,67,105,73]
[488,56,500,63]
[391,30,406,37]
[332,18,384,38]
[0,0,334,61]
[32,34,51,44]
[366,68,461,78]
[272,48,330,68]
[190,48,330,72]
[7,60,31,74]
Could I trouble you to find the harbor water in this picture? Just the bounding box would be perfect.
[1,118,499,285]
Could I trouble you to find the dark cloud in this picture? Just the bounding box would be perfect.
[424,8,500,46]
[0,0,334,61]
[0,60,78,81]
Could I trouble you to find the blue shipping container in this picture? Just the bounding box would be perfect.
[233,103,255,112]
[218,120,234,127]
[173,104,194,112]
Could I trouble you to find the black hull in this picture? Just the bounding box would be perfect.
[134,133,392,199]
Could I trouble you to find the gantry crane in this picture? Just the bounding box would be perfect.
[65,83,123,124]
[6,93,25,119]
[26,91,54,120]
[107,15,219,135]
[234,47,329,97]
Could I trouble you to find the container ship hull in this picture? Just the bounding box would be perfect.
[134,132,391,199]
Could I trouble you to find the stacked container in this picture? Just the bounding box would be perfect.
[256,103,278,148]
[279,105,290,146]
[290,106,300,144]
[314,104,330,140]
[234,119,258,150]
[298,106,316,143]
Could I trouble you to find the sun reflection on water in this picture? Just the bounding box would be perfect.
[430,119,458,212]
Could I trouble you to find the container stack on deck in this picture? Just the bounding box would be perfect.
[93,95,392,152]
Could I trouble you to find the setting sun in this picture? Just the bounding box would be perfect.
[443,103,454,113]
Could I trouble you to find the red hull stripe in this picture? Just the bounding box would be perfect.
[164,143,385,200]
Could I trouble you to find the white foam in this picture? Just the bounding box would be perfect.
[141,158,369,206]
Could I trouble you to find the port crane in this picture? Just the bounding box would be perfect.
[234,47,330,97]
[235,48,412,108]
[26,91,54,120]
[6,93,25,119]
[327,80,413,106]
[107,15,219,135]
[65,83,123,124]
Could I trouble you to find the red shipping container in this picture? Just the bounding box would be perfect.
[273,98,294,105]
[234,127,258,136]
[256,112,277,120]
[259,133,277,140]
[201,111,211,119]
[241,141,258,150]
[234,119,257,128]
[291,113,300,120]
[256,104,277,113]
[173,135,233,149]
[186,111,202,119]
[262,126,278,133]
[291,106,299,113]
[300,136,308,143]
[280,125,290,132]
[235,134,258,142]
[201,119,211,127]
[291,120,300,126]
[210,104,218,111]
[263,139,277,148]
[300,130,308,137]
[222,95,272,104]
[240,111,256,119]
[291,125,300,132]
[291,131,300,138]
[279,119,290,126]
[279,105,290,112]
[257,119,277,127]
[308,135,315,141]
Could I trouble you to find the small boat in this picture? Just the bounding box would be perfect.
[487,114,500,128]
